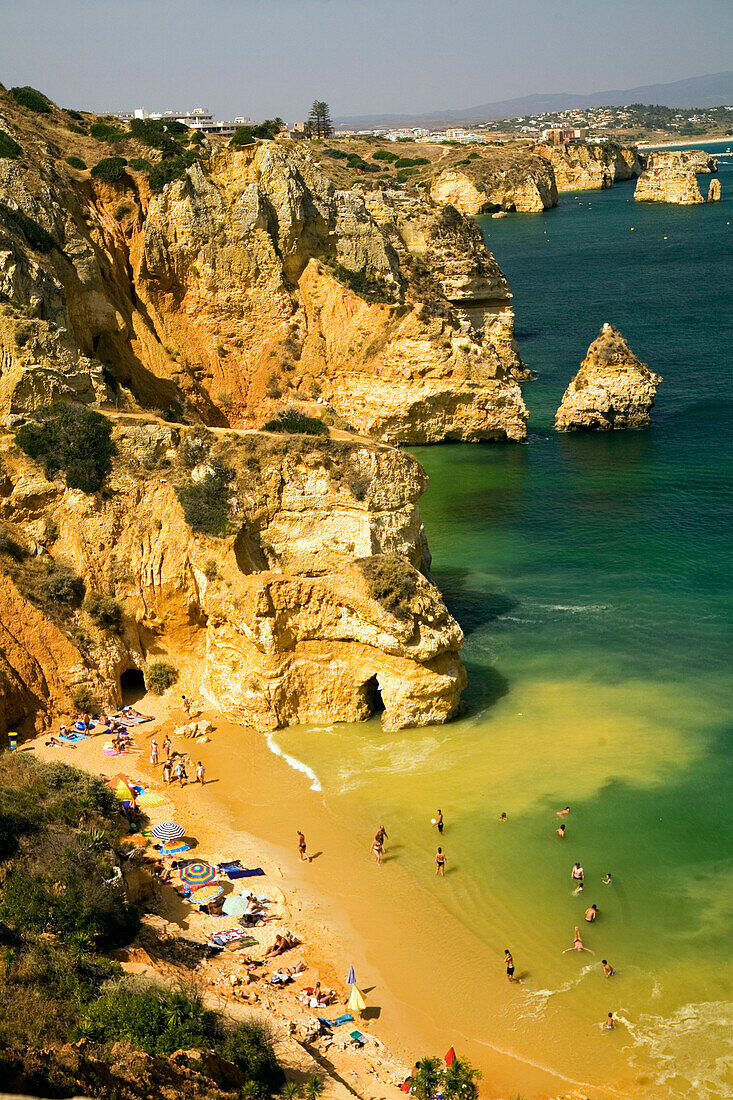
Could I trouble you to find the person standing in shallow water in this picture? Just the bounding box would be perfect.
[602,959,615,978]
[375,824,388,851]
[504,949,518,982]
[557,823,566,839]
[297,830,309,862]
[435,847,446,876]
[603,1012,615,1029]
[435,810,444,834]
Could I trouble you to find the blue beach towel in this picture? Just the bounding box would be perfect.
[220,863,265,879]
[60,732,85,744]
[319,1014,354,1029]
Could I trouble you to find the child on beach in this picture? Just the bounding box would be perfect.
[195,760,205,784]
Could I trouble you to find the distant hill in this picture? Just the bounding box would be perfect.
[335,71,733,129]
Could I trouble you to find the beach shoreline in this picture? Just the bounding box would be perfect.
[27,697,644,1100]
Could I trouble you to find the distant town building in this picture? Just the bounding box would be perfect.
[114,107,252,137]
[444,128,488,144]
[540,126,587,145]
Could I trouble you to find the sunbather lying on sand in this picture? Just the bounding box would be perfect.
[45,735,66,747]
[270,962,307,983]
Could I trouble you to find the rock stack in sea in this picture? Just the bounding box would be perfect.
[555,324,662,431]
[634,166,706,204]
[708,178,722,202]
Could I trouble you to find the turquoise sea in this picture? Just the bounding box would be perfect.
[274,144,733,1097]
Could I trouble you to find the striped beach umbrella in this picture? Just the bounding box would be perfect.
[180,861,216,887]
[151,821,185,842]
[190,884,223,904]
[160,841,190,856]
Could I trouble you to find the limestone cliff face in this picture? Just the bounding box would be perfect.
[0,91,528,443]
[645,149,717,173]
[430,156,558,214]
[555,323,661,431]
[534,142,642,191]
[0,419,466,736]
[634,167,705,204]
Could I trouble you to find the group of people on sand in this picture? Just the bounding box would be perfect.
[149,731,205,788]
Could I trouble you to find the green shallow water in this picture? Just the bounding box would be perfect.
[274,144,733,1097]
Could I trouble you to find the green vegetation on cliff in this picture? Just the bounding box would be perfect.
[0,128,22,159]
[9,85,51,114]
[16,403,115,492]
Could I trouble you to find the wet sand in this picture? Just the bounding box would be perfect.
[30,700,654,1100]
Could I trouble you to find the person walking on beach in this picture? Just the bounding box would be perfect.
[371,836,384,864]
[563,926,594,954]
[557,823,566,839]
[602,959,615,978]
[504,949,519,982]
[435,809,444,834]
[150,738,159,766]
[375,824,388,851]
[162,734,172,758]
[195,760,205,785]
[585,904,598,922]
[435,847,446,876]
[603,1012,615,1030]
[163,758,172,785]
[571,862,584,892]
[174,759,187,787]
[297,830,310,862]
[182,694,192,719]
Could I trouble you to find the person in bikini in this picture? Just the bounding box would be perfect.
[297,831,309,862]
[371,836,384,864]
[563,926,594,954]
[556,806,571,817]
[435,847,446,876]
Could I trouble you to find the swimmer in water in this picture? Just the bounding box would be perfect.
[556,806,571,817]
[603,1012,615,1030]
[500,812,507,823]
[602,959,615,978]
[563,926,594,954]
[585,904,598,922]
[602,872,613,885]
[557,823,566,839]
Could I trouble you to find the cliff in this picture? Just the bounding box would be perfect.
[0,415,466,737]
[555,323,661,431]
[634,166,706,204]
[429,154,558,213]
[645,148,717,173]
[0,88,528,444]
[534,141,643,191]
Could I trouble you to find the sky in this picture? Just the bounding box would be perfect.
[1,0,731,123]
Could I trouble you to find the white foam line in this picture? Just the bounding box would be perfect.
[265,731,322,792]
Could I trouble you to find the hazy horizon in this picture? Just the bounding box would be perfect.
[1,0,732,123]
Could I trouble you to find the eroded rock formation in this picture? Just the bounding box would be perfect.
[634,167,706,204]
[0,89,528,443]
[430,156,558,214]
[534,142,643,191]
[645,149,717,173]
[0,418,466,736]
[708,178,722,202]
[555,323,661,431]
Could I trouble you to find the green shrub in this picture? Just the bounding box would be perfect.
[221,1020,285,1094]
[0,203,56,253]
[204,559,219,581]
[323,147,348,159]
[128,156,152,172]
[70,683,97,713]
[10,86,51,114]
[65,108,83,121]
[81,979,222,1054]
[145,660,179,695]
[395,156,428,168]
[332,262,394,304]
[128,117,188,156]
[84,594,123,633]
[262,408,328,436]
[177,465,232,536]
[90,121,125,142]
[0,531,24,560]
[372,149,399,162]
[360,553,418,619]
[230,126,255,147]
[0,128,22,159]
[148,151,199,192]
[65,155,86,170]
[41,568,85,606]
[443,1058,481,1100]
[16,403,115,492]
[90,156,128,183]
[67,122,87,135]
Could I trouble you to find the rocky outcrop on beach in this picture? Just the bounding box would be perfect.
[555,323,662,431]
[534,141,643,191]
[0,417,466,736]
[708,178,722,202]
[645,148,717,173]
[430,154,558,213]
[634,166,706,204]
[0,87,528,443]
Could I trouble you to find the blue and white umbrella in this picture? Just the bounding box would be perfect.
[151,821,185,842]
[346,964,355,985]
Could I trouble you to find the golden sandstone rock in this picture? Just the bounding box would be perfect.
[555,323,662,431]
[634,166,706,204]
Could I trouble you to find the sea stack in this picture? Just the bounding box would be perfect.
[708,178,722,202]
[634,166,705,204]
[555,324,662,431]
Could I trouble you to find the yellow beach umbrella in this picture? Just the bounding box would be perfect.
[347,985,366,1014]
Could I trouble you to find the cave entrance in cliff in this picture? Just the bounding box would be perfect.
[120,668,146,704]
[364,676,385,716]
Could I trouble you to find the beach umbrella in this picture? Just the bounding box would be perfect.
[160,841,190,856]
[347,985,366,1014]
[444,1047,456,1067]
[151,821,185,842]
[222,894,250,916]
[346,964,355,985]
[180,861,216,887]
[190,884,223,905]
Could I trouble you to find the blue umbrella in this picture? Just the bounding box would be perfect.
[346,964,355,985]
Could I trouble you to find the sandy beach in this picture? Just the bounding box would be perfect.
[27,694,653,1100]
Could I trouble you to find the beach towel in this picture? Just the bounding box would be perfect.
[220,864,265,879]
[350,1030,367,1048]
[136,791,169,809]
[59,732,85,744]
[319,1014,354,1028]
